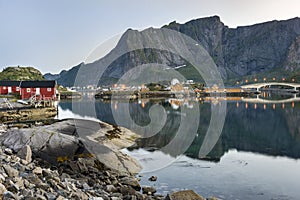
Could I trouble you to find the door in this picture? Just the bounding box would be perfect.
[36,88,40,95]
[8,87,12,93]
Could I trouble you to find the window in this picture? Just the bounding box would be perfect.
[16,87,19,91]
[3,87,6,89]
[27,88,31,93]
[47,88,52,92]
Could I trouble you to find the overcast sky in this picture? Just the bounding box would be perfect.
[0,0,299,74]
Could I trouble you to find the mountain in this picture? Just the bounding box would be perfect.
[46,16,300,87]
[0,66,45,81]
[44,73,61,81]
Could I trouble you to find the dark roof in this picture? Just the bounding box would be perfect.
[20,80,56,88]
[0,81,21,86]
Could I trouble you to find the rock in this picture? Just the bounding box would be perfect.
[123,195,137,200]
[14,163,25,172]
[13,177,24,190]
[0,119,217,200]
[7,180,19,193]
[2,164,19,177]
[119,186,137,195]
[111,197,122,200]
[35,194,47,200]
[25,163,35,171]
[165,190,205,200]
[104,171,110,177]
[72,190,89,200]
[56,195,65,200]
[82,182,91,190]
[7,186,18,194]
[42,169,52,178]
[0,174,5,182]
[148,176,157,182]
[10,155,20,163]
[22,179,30,188]
[20,188,33,197]
[2,191,16,200]
[119,177,141,191]
[60,173,70,180]
[20,159,28,165]
[4,148,13,155]
[0,119,142,174]
[27,174,43,186]
[17,145,32,163]
[33,167,43,175]
[0,183,7,195]
[142,186,156,194]
[106,184,118,193]
[134,191,145,200]
[37,182,50,191]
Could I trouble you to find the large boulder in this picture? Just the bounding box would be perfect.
[16,145,32,163]
[0,119,141,174]
[165,190,205,200]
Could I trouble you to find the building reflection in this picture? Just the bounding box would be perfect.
[60,95,300,163]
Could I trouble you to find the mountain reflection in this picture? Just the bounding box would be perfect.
[59,96,300,162]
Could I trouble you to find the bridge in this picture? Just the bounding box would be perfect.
[241,82,300,91]
[241,94,300,104]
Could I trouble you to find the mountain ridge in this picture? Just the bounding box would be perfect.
[45,16,300,86]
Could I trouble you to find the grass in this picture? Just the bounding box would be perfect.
[0,66,44,81]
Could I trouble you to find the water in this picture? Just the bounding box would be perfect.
[57,94,300,200]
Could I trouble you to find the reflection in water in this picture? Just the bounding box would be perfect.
[58,94,300,200]
[59,97,300,161]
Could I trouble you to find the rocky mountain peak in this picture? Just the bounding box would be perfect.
[46,16,300,87]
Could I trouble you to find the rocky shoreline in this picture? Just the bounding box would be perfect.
[0,107,57,124]
[0,118,217,200]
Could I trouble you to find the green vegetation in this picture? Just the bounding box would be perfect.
[57,85,68,92]
[0,66,45,81]
[190,83,205,90]
[146,83,165,91]
[175,64,205,83]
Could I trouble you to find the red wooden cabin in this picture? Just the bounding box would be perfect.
[0,81,21,94]
[20,80,56,100]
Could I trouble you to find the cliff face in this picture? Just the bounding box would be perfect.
[47,16,300,86]
[285,36,300,71]
[165,16,300,78]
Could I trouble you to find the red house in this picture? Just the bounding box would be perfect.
[0,81,21,94]
[20,80,56,100]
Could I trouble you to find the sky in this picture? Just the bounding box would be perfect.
[0,0,299,74]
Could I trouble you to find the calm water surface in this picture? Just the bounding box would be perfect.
[57,94,300,200]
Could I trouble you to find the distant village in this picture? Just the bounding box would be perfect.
[71,78,244,95]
